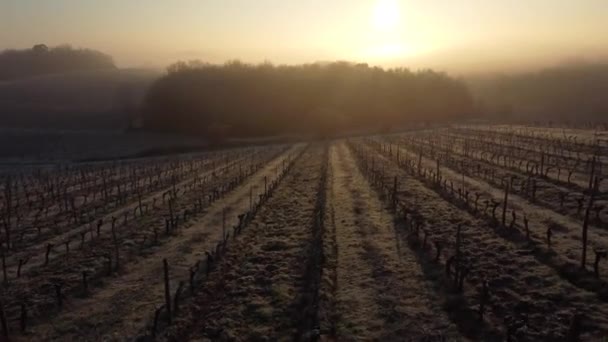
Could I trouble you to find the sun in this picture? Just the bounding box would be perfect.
[372,0,400,32]
[364,0,409,59]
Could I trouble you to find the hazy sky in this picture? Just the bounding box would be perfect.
[2,0,608,74]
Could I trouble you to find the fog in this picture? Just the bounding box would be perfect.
[1,1,607,136]
[2,1,608,74]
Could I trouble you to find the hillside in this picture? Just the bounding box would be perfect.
[0,44,115,80]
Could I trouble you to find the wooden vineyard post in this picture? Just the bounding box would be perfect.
[582,204,591,269]
[152,305,165,337]
[97,219,102,237]
[249,186,253,212]
[454,224,462,289]
[264,176,267,195]
[138,191,143,216]
[173,281,185,316]
[594,248,607,278]
[434,241,442,261]
[163,259,172,324]
[588,156,596,192]
[479,280,489,321]
[502,183,509,227]
[436,160,440,185]
[44,243,53,266]
[461,171,465,200]
[3,177,12,251]
[168,198,175,230]
[17,258,28,278]
[1,250,6,284]
[206,251,213,276]
[20,303,27,333]
[0,300,7,338]
[222,208,227,240]
[54,284,63,308]
[582,177,599,269]
[540,152,545,177]
[392,176,398,211]
[82,271,89,294]
[567,314,583,342]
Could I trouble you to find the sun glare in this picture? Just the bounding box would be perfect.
[365,0,409,59]
[372,0,400,32]
[362,42,411,60]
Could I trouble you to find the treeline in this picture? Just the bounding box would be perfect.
[469,63,608,122]
[0,69,158,130]
[143,61,474,140]
[0,44,116,80]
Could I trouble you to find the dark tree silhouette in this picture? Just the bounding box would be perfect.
[0,44,116,80]
[469,63,608,122]
[143,60,475,140]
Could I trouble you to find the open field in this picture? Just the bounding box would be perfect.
[1,124,607,341]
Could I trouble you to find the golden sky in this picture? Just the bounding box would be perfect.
[2,0,607,74]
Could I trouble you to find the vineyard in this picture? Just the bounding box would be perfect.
[0,124,607,340]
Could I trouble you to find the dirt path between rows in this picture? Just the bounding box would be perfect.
[162,144,324,341]
[360,141,608,339]
[395,144,608,276]
[19,144,304,341]
[321,142,462,340]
